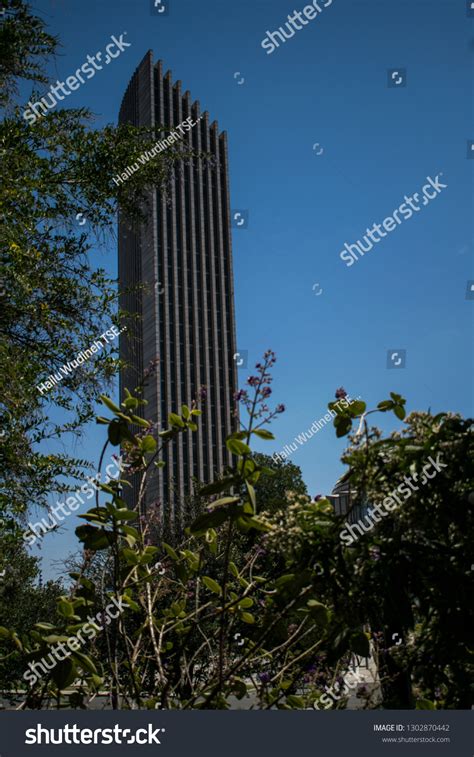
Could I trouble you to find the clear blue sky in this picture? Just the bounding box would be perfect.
[29,0,473,578]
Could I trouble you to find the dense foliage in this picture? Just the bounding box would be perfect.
[0,352,471,709]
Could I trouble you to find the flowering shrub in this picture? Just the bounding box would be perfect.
[0,354,471,710]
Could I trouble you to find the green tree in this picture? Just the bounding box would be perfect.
[253,452,307,513]
[0,540,63,694]
[337,405,474,709]
[0,0,195,529]
[263,396,474,710]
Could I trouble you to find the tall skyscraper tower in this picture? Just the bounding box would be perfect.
[118,51,238,529]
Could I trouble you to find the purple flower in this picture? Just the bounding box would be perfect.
[143,357,160,380]
[247,376,259,387]
[276,404,285,414]
[261,386,272,398]
[198,386,207,401]
[234,389,247,402]
[258,672,271,684]
[314,494,322,501]
[335,387,347,400]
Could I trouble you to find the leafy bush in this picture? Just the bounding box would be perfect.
[2,354,471,709]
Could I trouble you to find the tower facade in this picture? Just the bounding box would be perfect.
[118,51,238,529]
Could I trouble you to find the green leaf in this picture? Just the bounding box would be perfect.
[78,576,95,592]
[275,574,295,588]
[169,412,185,428]
[76,524,112,550]
[240,612,255,624]
[121,524,140,539]
[190,509,230,534]
[226,438,251,456]
[202,576,222,595]
[231,677,248,700]
[158,429,174,440]
[108,419,123,446]
[122,548,140,565]
[57,599,75,618]
[162,543,179,561]
[143,545,159,557]
[394,404,406,420]
[181,404,190,419]
[113,508,137,521]
[71,651,98,675]
[238,597,253,609]
[377,400,394,412]
[121,595,140,612]
[141,435,157,453]
[100,395,121,414]
[416,698,436,710]
[199,477,236,496]
[245,481,256,510]
[287,695,304,708]
[228,430,248,440]
[122,397,139,409]
[210,496,240,508]
[306,600,329,626]
[98,482,115,494]
[242,516,271,532]
[335,416,352,438]
[229,562,239,578]
[51,658,77,690]
[390,392,405,403]
[252,428,275,440]
[349,400,366,416]
[78,512,108,525]
[140,546,159,564]
[115,411,133,423]
[349,631,370,658]
[131,414,151,428]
